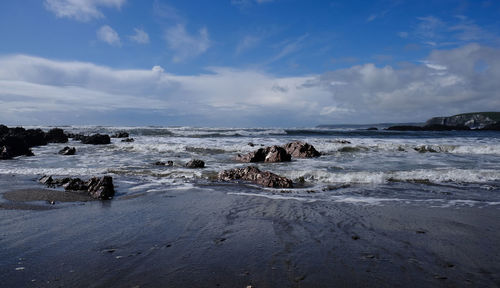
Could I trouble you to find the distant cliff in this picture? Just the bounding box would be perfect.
[425,112,500,129]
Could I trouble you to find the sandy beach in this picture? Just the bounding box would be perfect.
[1,181,499,288]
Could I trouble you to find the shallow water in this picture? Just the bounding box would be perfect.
[1,126,499,207]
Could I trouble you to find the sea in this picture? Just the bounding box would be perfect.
[1,125,500,208]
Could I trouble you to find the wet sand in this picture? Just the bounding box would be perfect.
[0,185,499,287]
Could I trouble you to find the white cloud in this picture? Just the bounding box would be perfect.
[97,25,121,46]
[129,28,150,44]
[271,34,308,62]
[0,44,499,126]
[44,0,125,22]
[165,24,211,62]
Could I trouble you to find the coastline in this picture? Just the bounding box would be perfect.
[1,183,499,287]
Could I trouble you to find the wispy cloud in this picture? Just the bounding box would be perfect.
[231,0,274,8]
[271,34,308,63]
[165,24,211,62]
[129,28,150,44]
[236,35,261,55]
[97,25,121,46]
[398,31,409,38]
[44,0,125,22]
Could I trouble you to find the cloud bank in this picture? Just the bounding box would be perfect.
[0,44,499,126]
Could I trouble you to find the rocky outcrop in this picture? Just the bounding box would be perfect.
[283,141,320,158]
[236,146,291,163]
[0,135,34,159]
[121,138,134,142]
[426,113,498,129]
[39,175,115,200]
[111,132,129,138]
[218,166,293,188]
[185,159,205,168]
[81,134,111,145]
[58,146,76,155]
[45,128,68,143]
[155,161,173,166]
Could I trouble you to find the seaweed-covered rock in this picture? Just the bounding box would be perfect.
[81,134,110,145]
[186,159,205,168]
[218,166,293,188]
[283,141,320,158]
[236,146,291,163]
[58,146,76,155]
[45,128,68,143]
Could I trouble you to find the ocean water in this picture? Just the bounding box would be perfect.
[1,125,499,207]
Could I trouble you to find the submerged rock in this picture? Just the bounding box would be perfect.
[283,141,320,158]
[186,159,205,168]
[236,145,291,163]
[218,166,293,188]
[81,134,111,145]
[121,138,134,142]
[58,146,76,155]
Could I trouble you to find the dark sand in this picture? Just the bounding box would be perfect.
[1,185,499,287]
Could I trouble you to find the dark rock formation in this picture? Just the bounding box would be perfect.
[81,134,111,145]
[218,166,293,188]
[58,146,76,155]
[482,122,500,131]
[156,160,174,166]
[67,133,86,141]
[426,112,499,129]
[112,132,129,138]
[236,146,291,163]
[366,127,378,131]
[386,125,424,131]
[86,176,115,200]
[45,128,68,143]
[414,145,439,153]
[0,135,34,159]
[121,138,134,142]
[283,141,320,158]
[39,175,115,200]
[186,159,205,168]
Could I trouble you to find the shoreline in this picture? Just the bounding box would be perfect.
[1,184,499,287]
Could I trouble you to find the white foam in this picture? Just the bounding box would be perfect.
[284,168,500,184]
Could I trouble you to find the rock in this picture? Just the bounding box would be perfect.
[81,134,111,145]
[414,145,438,153]
[331,139,351,144]
[63,178,87,191]
[248,142,255,147]
[67,133,86,141]
[0,135,33,159]
[422,124,470,131]
[218,166,293,188]
[426,112,499,129]
[155,161,173,166]
[366,127,378,131]
[23,129,48,147]
[481,122,500,131]
[121,138,134,142]
[236,146,291,163]
[45,128,68,143]
[58,146,76,155]
[112,132,129,138]
[386,125,424,131]
[39,175,115,200]
[39,175,54,186]
[283,141,320,158]
[87,176,115,200]
[186,159,205,168]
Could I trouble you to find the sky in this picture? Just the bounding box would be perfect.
[0,0,499,127]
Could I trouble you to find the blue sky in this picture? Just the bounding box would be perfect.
[0,0,499,126]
